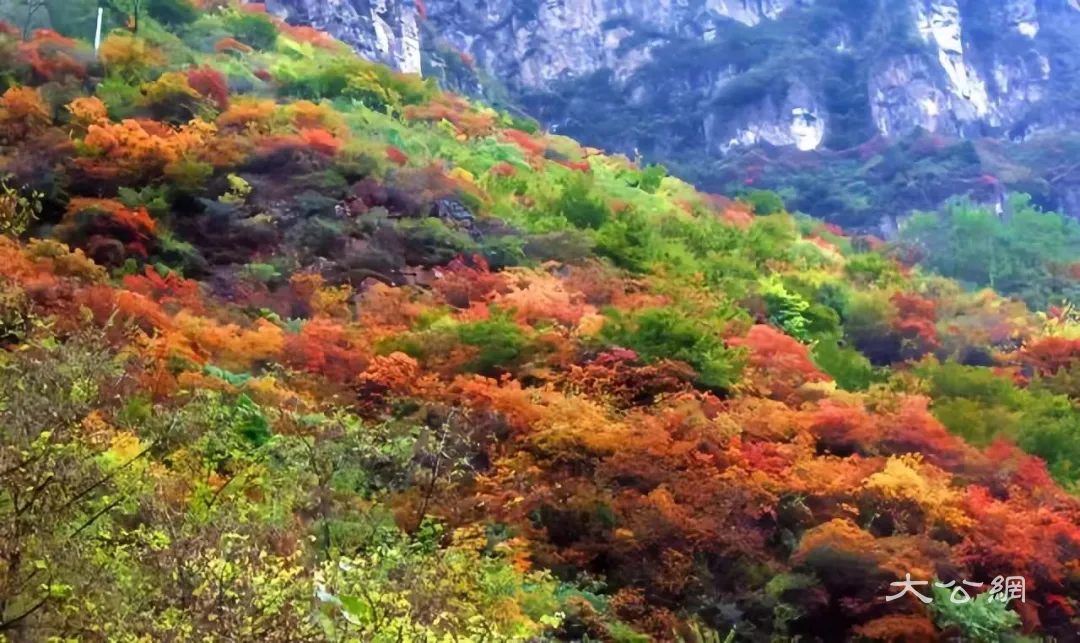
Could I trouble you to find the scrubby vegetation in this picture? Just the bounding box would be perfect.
[3,2,1080,641]
[696,130,1080,232]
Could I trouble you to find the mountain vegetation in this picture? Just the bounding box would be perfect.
[689,129,1080,231]
[3,2,1080,641]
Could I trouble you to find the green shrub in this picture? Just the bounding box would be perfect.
[242,262,283,285]
[178,14,232,52]
[274,56,357,100]
[931,397,1018,447]
[229,394,272,447]
[479,235,525,269]
[148,0,199,27]
[599,307,743,391]
[95,76,143,120]
[813,282,851,319]
[456,310,528,375]
[289,217,346,259]
[0,178,43,238]
[636,164,667,193]
[505,114,541,134]
[523,230,595,264]
[899,195,1080,307]
[164,158,214,194]
[1013,393,1080,488]
[552,178,611,230]
[118,186,171,219]
[703,253,759,299]
[399,218,479,266]
[224,11,278,51]
[927,583,1023,643]
[296,191,339,218]
[743,214,797,266]
[917,359,1080,486]
[918,360,1019,406]
[760,275,811,341]
[841,289,900,365]
[595,208,656,273]
[744,189,785,215]
[803,302,842,338]
[156,231,210,278]
[844,252,896,286]
[664,214,741,258]
[842,290,893,339]
[812,341,880,391]
[0,284,30,343]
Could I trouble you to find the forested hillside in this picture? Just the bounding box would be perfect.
[4,2,1080,641]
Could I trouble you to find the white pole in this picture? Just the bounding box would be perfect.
[94,7,103,52]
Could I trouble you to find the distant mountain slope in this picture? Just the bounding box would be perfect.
[265,0,1080,226]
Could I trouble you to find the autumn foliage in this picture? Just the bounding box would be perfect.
[1,6,1079,642]
[186,65,231,111]
[0,86,50,142]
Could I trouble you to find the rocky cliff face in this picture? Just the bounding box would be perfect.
[265,0,422,75]
[265,0,1080,223]
[266,0,1080,155]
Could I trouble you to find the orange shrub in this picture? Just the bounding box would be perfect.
[215,37,254,54]
[290,273,352,318]
[123,265,202,312]
[404,96,495,138]
[432,255,508,309]
[25,238,108,284]
[498,268,592,327]
[113,290,171,332]
[77,118,217,179]
[66,199,157,235]
[719,202,754,230]
[57,198,158,262]
[0,236,41,280]
[1021,336,1080,376]
[66,96,109,129]
[807,399,875,455]
[357,351,422,398]
[890,292,939,356]
[277,23,338,49]
[297,128,341,156]
[217,97,279,133]
[0,86,50,141]
[500,128,546,156]
[855,615,937,641]
[284,100,344,134]
[174,313,285,371]
[283,318,368,383]
[730,325,830,401]
[556,159,591,173]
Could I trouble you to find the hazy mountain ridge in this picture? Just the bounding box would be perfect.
[265,0,1080,148]
[265,0,1080,228]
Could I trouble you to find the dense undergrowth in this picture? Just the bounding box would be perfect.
[5,2,1080,641]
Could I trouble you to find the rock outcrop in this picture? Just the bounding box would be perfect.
[265,0,1080,221]
[266,0,1080,155]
